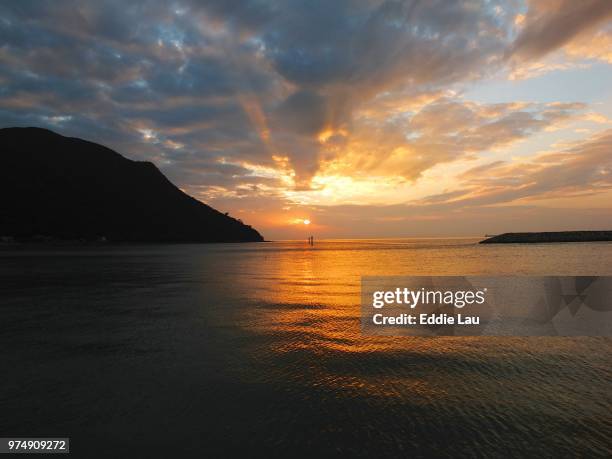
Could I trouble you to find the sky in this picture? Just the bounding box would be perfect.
[1,0,612,240]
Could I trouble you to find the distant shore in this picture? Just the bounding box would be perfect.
[480,231,612,244]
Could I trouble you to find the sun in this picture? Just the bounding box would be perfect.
[303,219,311,225]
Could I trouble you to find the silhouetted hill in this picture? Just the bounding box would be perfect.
[0,127,264,242]
[480,231,612,244]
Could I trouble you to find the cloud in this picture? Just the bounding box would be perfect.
[504,1,612,80]
[563,25,612,63]
[313,98,585,182]
[511,0,612,61]
[427,128,612,207]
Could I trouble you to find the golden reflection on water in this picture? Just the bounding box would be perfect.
[229,239,612,399]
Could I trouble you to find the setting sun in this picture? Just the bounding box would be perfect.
[303,219,311,225]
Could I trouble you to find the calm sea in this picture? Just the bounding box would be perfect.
[1,238,611,457]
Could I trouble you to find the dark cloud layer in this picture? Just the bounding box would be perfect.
[1,0,517,181]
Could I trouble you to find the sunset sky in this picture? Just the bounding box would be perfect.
[1,0,612,239]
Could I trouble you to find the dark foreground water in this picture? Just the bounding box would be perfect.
[1,239,611,458]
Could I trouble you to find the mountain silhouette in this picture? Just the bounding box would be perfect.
[0,127,264,242]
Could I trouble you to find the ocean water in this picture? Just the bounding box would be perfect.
[1,238,611,457]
